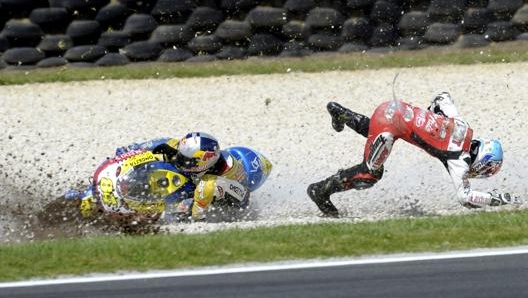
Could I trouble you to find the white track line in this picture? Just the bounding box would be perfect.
[2,246,528,288]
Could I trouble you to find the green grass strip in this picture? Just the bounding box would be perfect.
[1,41,528,85]
[2,209,528,281]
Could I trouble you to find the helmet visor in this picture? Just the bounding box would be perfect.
[469,160,502,178]
[175,152,199,171]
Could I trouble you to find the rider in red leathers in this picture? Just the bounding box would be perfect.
[308,92,521,217]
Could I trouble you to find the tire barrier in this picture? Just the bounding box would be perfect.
[216,45,247,60]
[369,23,399,47]
[36,56,68,68]
[37,34,73,57]
[187,34,223,54]
[453,33,490,48]
[120,40,162,61]
[29,7,71,34]
[513,5,528,32]
[186,7,224,32]
[150,0,195,25]
[398,11,429,37]
[282,20,311,42]
[48,0,109,19]
[157,48,193,62]
[0,0,48,19]
[423,23,462,44]
[280,40,313,57]
[149,24,194,47]
[0,35,9,52]
[308,32,344,51]
[246,6,288,33]
[97,31,131,52]
[2,47,45,65]
[66,20,102,45]
[64,44,106,62]
[95,2,130,31]
[463,8,492,34]
[3,19,44,47]
[1,0,528,68]
[215,20,252,44]
[95,52,129,66]
[427,0,466,23]
[247,33,283,56]
[123,13,158,41]
[305,7,345,31]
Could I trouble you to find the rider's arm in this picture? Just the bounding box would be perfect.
[446,156,494,207]
[191,175,217,221]
[191,174,249,221]
[446,155,515,207]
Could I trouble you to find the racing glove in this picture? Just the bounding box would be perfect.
[489,190,523,206]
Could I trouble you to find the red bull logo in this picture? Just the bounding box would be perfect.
[202,151,216,161]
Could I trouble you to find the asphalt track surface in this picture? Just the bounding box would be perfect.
[2,247,527,298]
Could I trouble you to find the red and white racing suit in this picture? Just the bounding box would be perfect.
[350,99,496,208]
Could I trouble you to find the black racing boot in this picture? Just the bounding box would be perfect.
[327,102,370,137]
[307,174,343,218]
[327,102,351,132]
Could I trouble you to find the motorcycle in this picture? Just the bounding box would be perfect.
[54,146,272,230]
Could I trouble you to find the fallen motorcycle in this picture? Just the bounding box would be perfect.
[52,146,272,231]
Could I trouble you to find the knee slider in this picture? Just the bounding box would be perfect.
[350,179,377,190]
[351,167,383,189]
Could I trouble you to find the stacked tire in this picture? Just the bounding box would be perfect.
[1,0,528,68]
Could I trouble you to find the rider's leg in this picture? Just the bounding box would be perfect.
[308,130,394,217]
[327,102,370,136]
[364,131,395,172]
[307,162,384,217]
